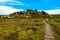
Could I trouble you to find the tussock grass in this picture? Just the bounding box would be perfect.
[0,18,44,40]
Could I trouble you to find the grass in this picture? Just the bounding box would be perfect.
[48,15,60,40]
[0,17,45,40]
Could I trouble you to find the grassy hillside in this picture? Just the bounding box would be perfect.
[0,15,45,40]
[1,9,60,40]
[0,9,49,40]
[48,14,60,40]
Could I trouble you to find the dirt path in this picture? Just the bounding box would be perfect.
[43,18,55,40]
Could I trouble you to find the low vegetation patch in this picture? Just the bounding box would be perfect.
[0,18,45,40]
[48,16,60,40]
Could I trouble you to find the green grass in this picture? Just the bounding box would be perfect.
[0,18,45,40]
[48,16,60,40]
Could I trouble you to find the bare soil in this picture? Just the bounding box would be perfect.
[43,18,55,40]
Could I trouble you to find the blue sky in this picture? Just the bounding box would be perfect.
[2,0,59,10]
[0,0,60,15]
[19,0,60,10]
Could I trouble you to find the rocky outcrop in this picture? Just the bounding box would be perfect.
[26,9,38,14]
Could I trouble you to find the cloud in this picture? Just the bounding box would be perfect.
[0,0,30,15]
[0,0,30,6]
[0,5,23,15]
[45,9,60,14]
[0,5,60,15]
[0,0,14,2]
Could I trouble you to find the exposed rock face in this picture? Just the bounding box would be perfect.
[26,9,38,14]
[41,11,50,18]
[19,11,25,14]
[10,11,25,17]
[41,11,48,15]
[10,11,24,15]
[0,9,50,18]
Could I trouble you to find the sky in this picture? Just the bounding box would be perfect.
[0,0,60,15]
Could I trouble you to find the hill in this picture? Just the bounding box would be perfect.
[0,9,60,40]
[0,9,48,40]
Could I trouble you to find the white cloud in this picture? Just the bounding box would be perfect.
[0,0,30,15]
[0,0,19,3]
[45,9,60,14]
[0,0,14,2]
[0,6,23,15]
[0,0,30,6]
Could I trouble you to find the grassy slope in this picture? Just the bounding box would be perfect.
[48,15,60,40]
[0,17,45,40]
